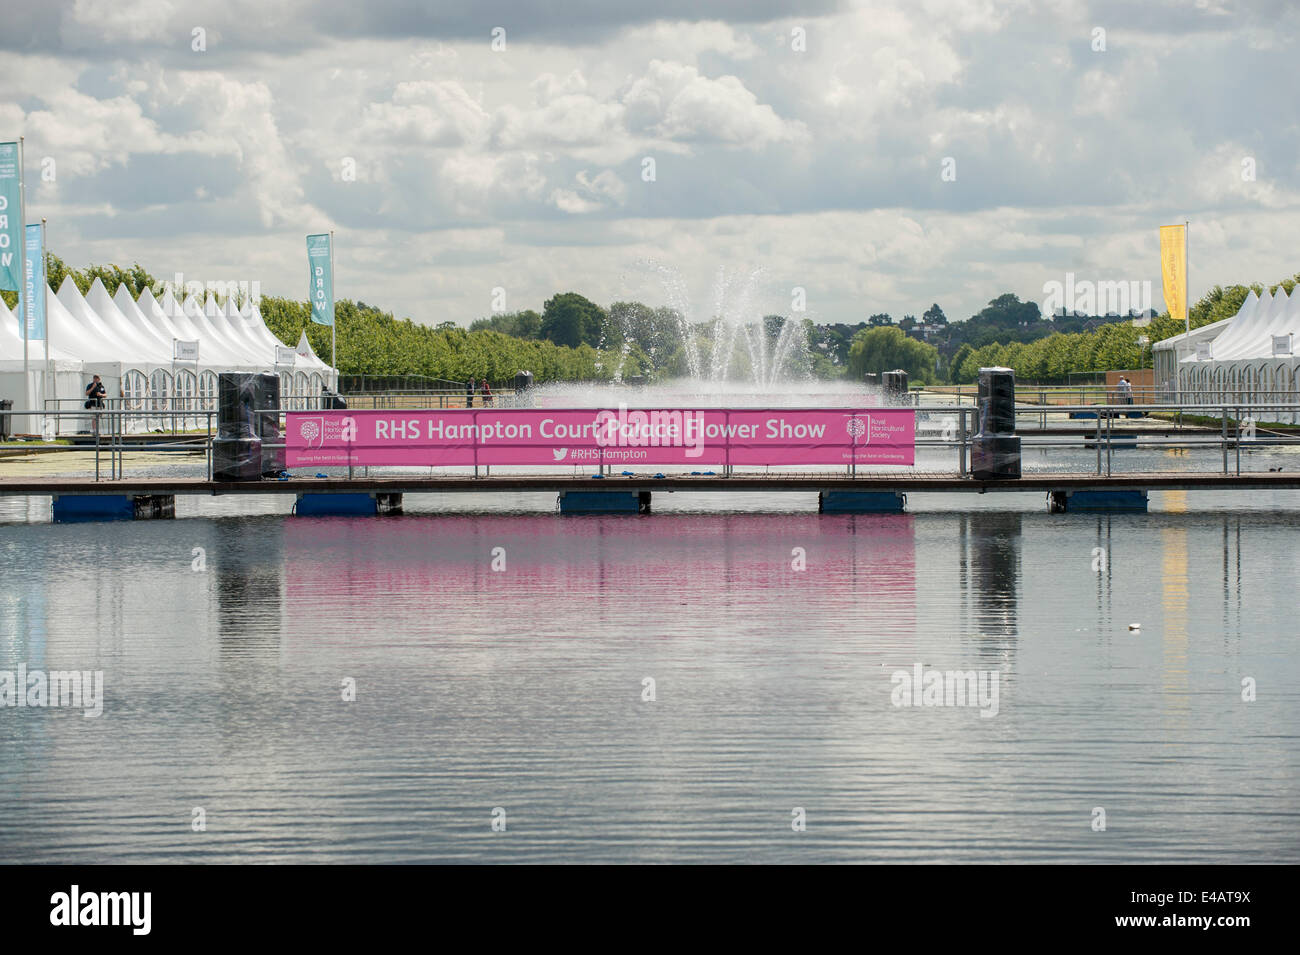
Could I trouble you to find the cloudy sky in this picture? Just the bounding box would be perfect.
[2,0,1297,326]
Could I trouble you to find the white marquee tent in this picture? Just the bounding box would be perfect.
[0,281,336,436]
[1167,288,1300,422]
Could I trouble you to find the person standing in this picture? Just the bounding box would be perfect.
[481,378,493,407]
[84,375,107,409]
[465,378,475,408]
[84,374,108,437]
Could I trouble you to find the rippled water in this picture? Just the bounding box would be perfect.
[2,489,1298,862]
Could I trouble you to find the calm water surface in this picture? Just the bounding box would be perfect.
[1,465,1299,862]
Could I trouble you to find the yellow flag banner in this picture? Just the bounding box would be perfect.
[1159,224,1187,322]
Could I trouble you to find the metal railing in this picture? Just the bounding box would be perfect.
[340,390,516,410]
[932,383,1300,409]
[4,401,1300,483]
[40,393,334,436]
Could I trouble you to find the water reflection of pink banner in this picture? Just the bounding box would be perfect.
[286,408,915,468]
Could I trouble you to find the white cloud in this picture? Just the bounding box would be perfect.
[61,0,178,45]
[622,60,799,146]
[5,0,1298,329]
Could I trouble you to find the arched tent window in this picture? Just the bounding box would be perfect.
[279,371,292,411]
[176,369,197,430]
[309,372,323,409]
[294,371,309,411]
[122,369,148,412]
[199,371,218,413]
[149,369,173,432]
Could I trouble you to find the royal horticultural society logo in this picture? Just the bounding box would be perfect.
[299,417,324,448]
[846,415,868,442]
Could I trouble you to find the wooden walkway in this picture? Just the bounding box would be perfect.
[3,471,1299,496]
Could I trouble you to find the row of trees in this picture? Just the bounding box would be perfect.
[0,253,160,309]
[259,297,616,382]
[0,255,623,385]
[944,276,1299,384]
[947,323,1144,384]
[845,327,940,384]
[12,251,1293,387]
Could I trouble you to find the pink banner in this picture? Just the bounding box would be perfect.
[286,407,914,468]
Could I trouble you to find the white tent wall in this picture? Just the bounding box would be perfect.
[2,276,351,439]
[137,288,220,428]
[243,299,286,354]
[1198,291,1262,362]
[287,329,331,408]
[58,278,167,365]
[210,295,270,367]
[94,280,169,355]
[1153,313,1235,396]
[182,294,261,370]
[83,279,190,431]
[1175,288,1300,423]
[57,280,175,433]
[82,278,171,365]
[120,287,207,429]
[1,295,94,435]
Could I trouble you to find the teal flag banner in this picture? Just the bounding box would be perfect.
[0,142,21,293]
[307,233,333,326]
[24,223,44,341]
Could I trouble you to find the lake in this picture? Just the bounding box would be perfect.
[2,477,1298,862]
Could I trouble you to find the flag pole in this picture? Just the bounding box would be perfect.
[42,217,51,423]
[18,137,27,427]
[329,229,336,390]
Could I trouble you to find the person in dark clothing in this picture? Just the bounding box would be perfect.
[465,378,475,408]
[84,375,107,409]
[481,378,493,407]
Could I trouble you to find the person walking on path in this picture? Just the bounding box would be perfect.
[465,378,475,408]
[481,378,493,407]
[1118,376,1133,405]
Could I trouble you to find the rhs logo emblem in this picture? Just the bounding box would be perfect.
[299,417,323,448]
[846,415,868,442]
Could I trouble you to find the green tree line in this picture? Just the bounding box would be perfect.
[946,275,1299,384]
[11,252,1291,387]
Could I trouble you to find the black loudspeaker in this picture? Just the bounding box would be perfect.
[214,373,262,481]
[977,366,1017,435]
[513,370,534,408]
[971,434,1021,480]
[212,435,262,481]
[972,366,1020,479]
[217,373,257,437]
[255,373,284,477]
[882,369,909,405]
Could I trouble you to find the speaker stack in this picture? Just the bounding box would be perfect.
[971,366,1021,479]
[212,373,263,482]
